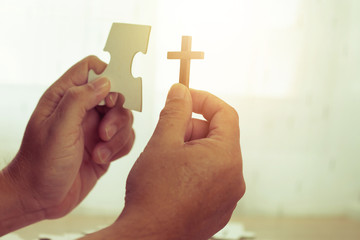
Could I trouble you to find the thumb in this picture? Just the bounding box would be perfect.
[53,77,110,127]
[151,83,192,145]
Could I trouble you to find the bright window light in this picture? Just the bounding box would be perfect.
[156,0,300,97]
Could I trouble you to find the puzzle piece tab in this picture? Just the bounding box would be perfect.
[88,23,151,112]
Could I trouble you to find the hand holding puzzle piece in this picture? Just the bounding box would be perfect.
[88,23,151,112]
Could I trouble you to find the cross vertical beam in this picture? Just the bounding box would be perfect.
[167,36,204,88]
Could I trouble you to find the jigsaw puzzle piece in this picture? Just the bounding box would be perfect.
[88,23,151,112]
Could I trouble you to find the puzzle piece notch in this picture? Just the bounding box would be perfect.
[88,23,151,112]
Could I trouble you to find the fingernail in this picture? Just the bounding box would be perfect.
[109,93,117,105]
[167,83,187,102]
[105,125,117,140]
[97,147,111,164]
[91,77,110,91]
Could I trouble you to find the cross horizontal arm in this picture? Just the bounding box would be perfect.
[167,51,204,60]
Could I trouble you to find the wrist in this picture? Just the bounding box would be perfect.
[115,209,177,240]
[0,160,45,236]
[80,207,186,240]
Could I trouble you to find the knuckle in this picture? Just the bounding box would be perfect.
[129,111,134,125]
[122,142,132,156]
[122,131,135,156]
[85,55,100,63]
[122,108,133,122]
[65,86,81,101]
[125,110,134,125]
[130,128,136,143]
[40,86,60,105]
[226,106,240,137]
[236,181,246,201]
[114,109,133,127]
[225,164,245,202]
[159,104,186,120]
[228,106,239,122]
[232,157,245,200]
[117,93,126,105]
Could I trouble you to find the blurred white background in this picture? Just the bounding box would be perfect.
[0,0,359,218]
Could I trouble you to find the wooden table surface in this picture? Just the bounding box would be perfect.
[12,214,360,240]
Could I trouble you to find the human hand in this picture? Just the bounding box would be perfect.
[84,84,245,240]
[0,56,134,233]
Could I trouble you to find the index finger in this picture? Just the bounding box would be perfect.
[36,56,107,118]
[189,89,240,143]
[55,55,107,90]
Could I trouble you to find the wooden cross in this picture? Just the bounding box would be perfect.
[167,36,204,87]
